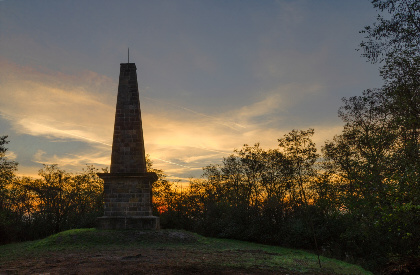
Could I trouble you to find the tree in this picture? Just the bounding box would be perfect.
[0,136,19,244]
[0,136,18,208]
[359,0,419,212]
[322,88,419,267]
[318,2,420,266]
[360,0,420,64]
[20,165,104,237]
[146,155,176,215]
[278,129,319,206]
[361,1,420,181]
[324,90,395,203]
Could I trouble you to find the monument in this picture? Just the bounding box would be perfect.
[97,61,159,230]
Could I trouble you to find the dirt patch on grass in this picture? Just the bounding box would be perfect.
[1,248,299,274]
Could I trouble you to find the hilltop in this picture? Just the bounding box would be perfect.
[0,228,371,274]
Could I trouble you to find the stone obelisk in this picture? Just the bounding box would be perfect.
[97,62,159,230]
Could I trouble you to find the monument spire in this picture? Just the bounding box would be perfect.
[97,60,159,230]
[110,62,147,173]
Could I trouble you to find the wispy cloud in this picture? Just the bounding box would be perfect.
[0,58,115,144]
[0,58,343,182]
[33,149,110,167]
[5,150,17,160]
[142,95,246,131]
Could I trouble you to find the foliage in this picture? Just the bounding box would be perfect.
[0,152,171,245]
[360,0,420,64]
[147,155,176,217]
[0,136,18,206]
[0,136,19,244]
[157,132,325,250]
[0,162,104,244]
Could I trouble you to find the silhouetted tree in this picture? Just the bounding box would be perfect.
[0,136,19,244]
[0,136,18,209]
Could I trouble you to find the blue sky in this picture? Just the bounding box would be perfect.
[0,0,382,181]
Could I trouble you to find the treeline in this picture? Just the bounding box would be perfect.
[0,142,103,244]
[154,128,419,270]
[0,137,170,245]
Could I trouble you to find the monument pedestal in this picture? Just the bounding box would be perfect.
[97,172,159,230]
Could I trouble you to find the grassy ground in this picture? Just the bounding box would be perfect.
[0,228,372,274]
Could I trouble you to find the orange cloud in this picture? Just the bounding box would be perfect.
[0,58,343,182]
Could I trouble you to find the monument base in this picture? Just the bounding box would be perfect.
[97,216,160,230]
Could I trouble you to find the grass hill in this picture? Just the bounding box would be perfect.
[0,228,371,274]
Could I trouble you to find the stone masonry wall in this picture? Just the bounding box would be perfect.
[97,62,159,229]
[110,63,147,173]
[102,175,153,217]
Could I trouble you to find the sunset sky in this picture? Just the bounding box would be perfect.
[0,0,383,182]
